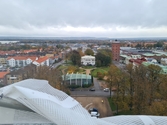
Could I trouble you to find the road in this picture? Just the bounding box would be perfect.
[70,77,113,97]
[51,60,65,69]
[112,61,125,70]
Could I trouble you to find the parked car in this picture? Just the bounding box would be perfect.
[89,108,98,113]
[89,108,100,118]
[103,88,109,92]
[89,88,95,91]
[90,111,100,117]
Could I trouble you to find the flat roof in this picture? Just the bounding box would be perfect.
[63,73,91,80]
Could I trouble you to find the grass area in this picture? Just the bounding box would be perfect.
[64,60,73,65]
[91,67,109,77]
[81,66,96,69]
[58,65,68,70]
[76,68,86,73]
[108,97,117,111]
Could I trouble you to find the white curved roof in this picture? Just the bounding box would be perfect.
[0,79,167,125]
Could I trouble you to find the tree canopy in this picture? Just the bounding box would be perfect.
[107,63,167,115]
[84,49,94,56]
[95,49,112,67]
[70,50,81,66]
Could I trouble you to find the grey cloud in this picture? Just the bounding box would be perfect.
[0,0,167,37]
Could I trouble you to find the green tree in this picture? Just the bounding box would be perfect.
[133,65,148,114]
[147,64,162,105]
[84,49,94,56]
[70,50,81,66]
[126,63,135,111]
[95,50,111,67]
[107,65,129,114]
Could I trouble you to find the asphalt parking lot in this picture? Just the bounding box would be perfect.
[73,97,113,118]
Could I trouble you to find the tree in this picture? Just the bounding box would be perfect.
[113,70,129,114]
[67,66,77,73]
[147,64,162,105]
[35,66,62,90]
[148,101,167,116]
[70,50,81,66]
[84,49,94,56]
[95,50,111,67]
[126,63,135,111]
[77,48,85,57]
[135,43,142,49]
[107,64,129,114]
[132,65,148,114]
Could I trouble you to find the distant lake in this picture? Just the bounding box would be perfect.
[0,41,19,44]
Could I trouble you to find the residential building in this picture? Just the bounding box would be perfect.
[112,41,120,61]
[81,55,95,66]
[33,56,49,66]
[4,64,36,85]
[7,56,37,67]
[129,58,147,67]
[161,58,167,65]
[5,69,27,84]
[0,57,7,65]
[0,71,9,85]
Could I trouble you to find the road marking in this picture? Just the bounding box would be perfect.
[85,103,93,109]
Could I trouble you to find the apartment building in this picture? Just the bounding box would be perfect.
[7,56,37,67]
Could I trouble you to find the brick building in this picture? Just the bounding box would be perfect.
[112,42,120,61]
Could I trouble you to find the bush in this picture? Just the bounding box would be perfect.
[68,84,80,89]
[82,84,92,88]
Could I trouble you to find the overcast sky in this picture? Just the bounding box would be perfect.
[0,0,167,38]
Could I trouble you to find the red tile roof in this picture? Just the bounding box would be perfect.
[129,58,147,65]
[7,56,38,61]
[0,72,9,79]
[36,56,48,63]
[0,50,16,55]
[23,49,38,53]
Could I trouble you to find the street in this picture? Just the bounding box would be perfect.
[70,77,113,97]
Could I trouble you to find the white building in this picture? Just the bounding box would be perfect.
[81,55,95,66]
[7,56,37,67]
[33,56,49,66]
[161,58,167,65]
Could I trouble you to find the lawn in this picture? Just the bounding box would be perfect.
[81,66,96,69]
[76,68,86,73]
[108,97,117,111]
[91,67,109,77]
[57,65,68,70]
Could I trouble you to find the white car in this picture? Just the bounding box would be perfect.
[103,88,109,92]
[91,111,100,117]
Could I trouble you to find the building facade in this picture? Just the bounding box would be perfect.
[62,73,92,87]
[81,55,95,66]
[112,42,120,61]
[7,56,37,67]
